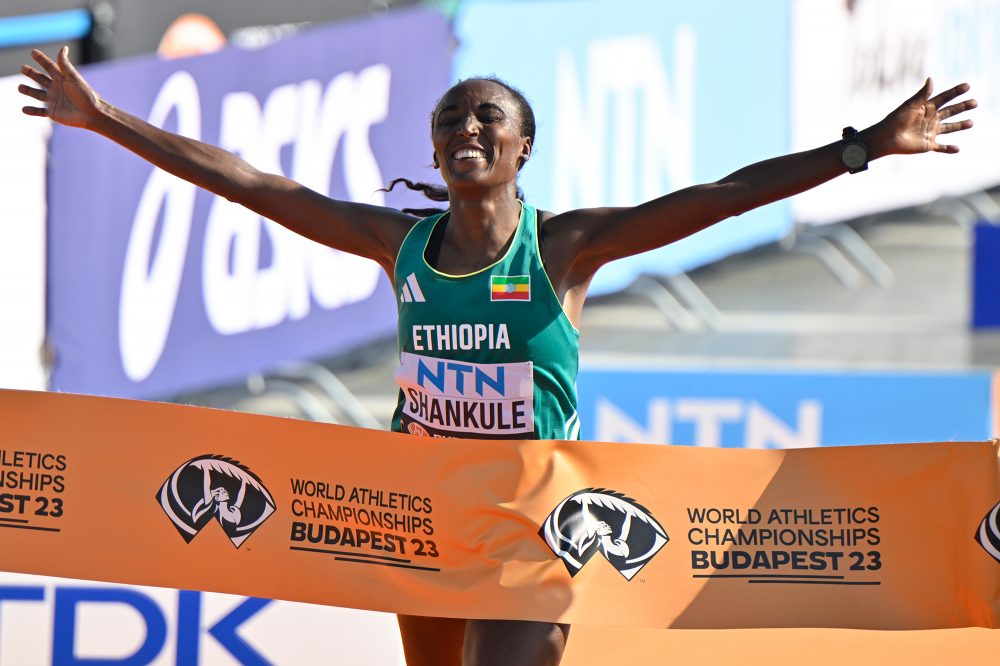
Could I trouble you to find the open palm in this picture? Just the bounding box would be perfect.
[878,78,976,156]
[18,47,101,129]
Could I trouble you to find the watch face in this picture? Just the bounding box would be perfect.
[842,143,868,169]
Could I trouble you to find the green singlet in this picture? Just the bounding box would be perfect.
[391,202,581,440]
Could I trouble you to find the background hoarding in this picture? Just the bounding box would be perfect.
[0,573,403,665]
[578,366,995,447]
[45,8,449,399]
[0,74,49,391]
[5,1,999,662]
[791,0,1000,224]
[974,223,1000,328]
[454,0,794,294]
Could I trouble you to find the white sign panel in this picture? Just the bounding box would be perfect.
[792,0,1000,224]
[0,74,48,390]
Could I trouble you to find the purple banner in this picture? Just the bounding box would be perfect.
[47,8,450,398]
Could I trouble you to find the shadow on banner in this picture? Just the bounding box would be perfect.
[0,389,997,631]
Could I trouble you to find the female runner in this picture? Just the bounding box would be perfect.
[18,46,975,666]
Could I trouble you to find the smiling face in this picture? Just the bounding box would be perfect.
[431,79,532,196]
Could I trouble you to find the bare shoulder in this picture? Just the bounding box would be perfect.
[368,204,424,273]
[352,199,423,245]
[539,206,626,239]
[538,206,625,261]
[537,207,624,291]
[243,174,422,275]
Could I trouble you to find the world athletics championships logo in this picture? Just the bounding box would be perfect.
[975,500,1000,563]
[540,488,669,581]
[156,455,276,548]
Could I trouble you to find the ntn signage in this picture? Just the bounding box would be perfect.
[578,367,996,447]
[596,397,821,449]
[416,358,506,397]
[550,30,695,211]
[454,0,792,292]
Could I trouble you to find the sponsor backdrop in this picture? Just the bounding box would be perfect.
[0,75,49,391]
[45,7,449,399]
[577,366,996,447]
[19,1,1000,661]
[791,0,1000,224]
[0,572,403,665]
[2,574,996,666]
[453,0,793,294]
[2,389,999,632]
[0,574,997,666]
[974,223,1000,328]
[42,0,1000,400]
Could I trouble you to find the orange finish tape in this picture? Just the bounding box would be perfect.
[0,389,998,629]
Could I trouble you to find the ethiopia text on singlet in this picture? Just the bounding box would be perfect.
[410,323,510,352]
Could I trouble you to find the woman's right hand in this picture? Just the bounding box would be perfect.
[19,46,102,129]
[15,44,414,274]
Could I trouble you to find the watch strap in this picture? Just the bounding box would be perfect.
[841,126,869,174]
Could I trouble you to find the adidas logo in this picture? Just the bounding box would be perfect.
[400,272,426,303]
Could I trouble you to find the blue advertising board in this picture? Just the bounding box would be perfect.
[578,366,995,447]
[454,0,793,294]
[46,8,451,398]
[973,222,1000,328]
[0,572,403,664]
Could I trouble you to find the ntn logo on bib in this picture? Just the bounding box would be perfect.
[395,352,534,436]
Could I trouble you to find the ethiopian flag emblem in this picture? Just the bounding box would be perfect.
[491,275,530,301]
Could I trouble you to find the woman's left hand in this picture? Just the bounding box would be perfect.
[869,78,977,157]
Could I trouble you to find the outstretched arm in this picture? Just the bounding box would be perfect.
[546,78,977,288]
[18,47,415,275]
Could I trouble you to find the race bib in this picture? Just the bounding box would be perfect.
[394,352,534,438]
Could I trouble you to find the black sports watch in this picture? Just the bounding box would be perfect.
[840,126,869,174]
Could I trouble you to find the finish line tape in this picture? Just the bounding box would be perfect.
[0,389,997,629]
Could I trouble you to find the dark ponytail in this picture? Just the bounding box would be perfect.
[381,178,450,217]
[382,178,527,218]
